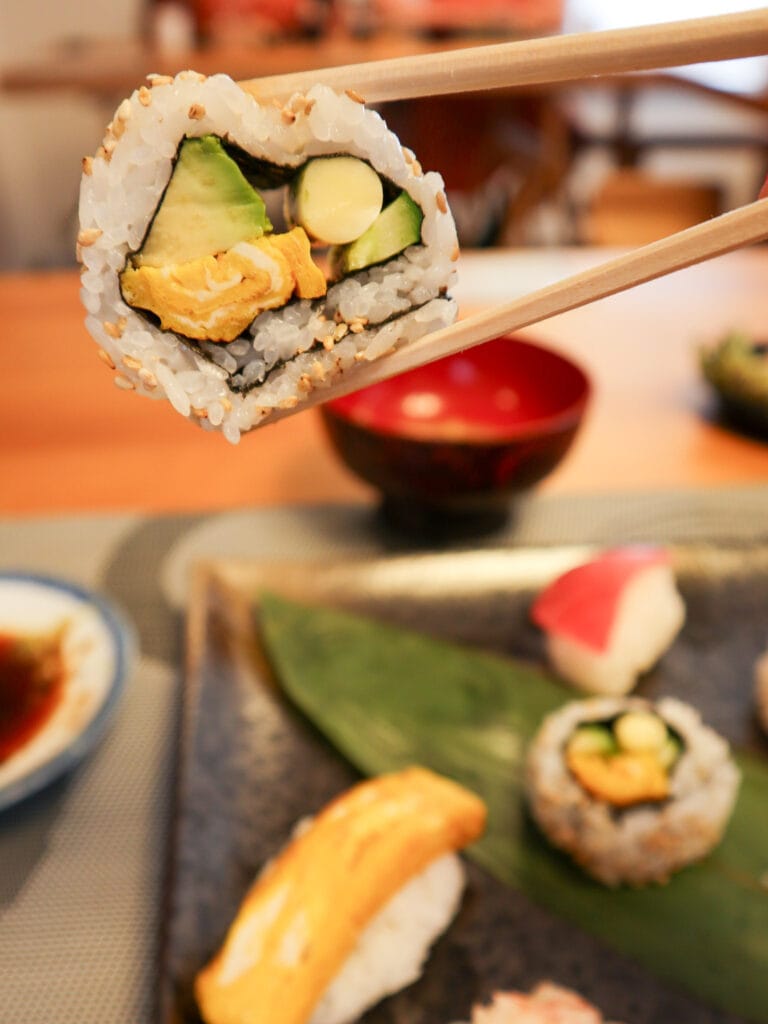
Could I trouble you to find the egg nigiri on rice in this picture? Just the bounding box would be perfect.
[194,766,486,1024]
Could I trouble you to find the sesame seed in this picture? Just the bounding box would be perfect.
[334,323,349,341]
[451,244,460,262]
[122,355,142,370]
[436,191,448,214]
[111,118,127,140]
[349,321,365,334]
[303,98,316,115]
[114,373,135,390]
[222,398,233,413]
[96,145,109,163]
[345,88,366,105]
[191,406,208,419]
[138,86,152,107]
[97,348,115,370]
[298,374,312,393]
[322,337,335,351]
[117,99,132,121]
[138,368,158,390]
[102,138,117,157]
[148,74,174,87]
[411,160,422,177]
[78,227,103,247]
[279,396,299,410]
[103,320,123,339]
[82,156,94,176]
[281,108,296,125]
[188,103,206,120]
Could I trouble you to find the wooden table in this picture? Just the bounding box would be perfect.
[2,247,768,518]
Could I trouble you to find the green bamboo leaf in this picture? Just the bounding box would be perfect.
[259,593,768,1023]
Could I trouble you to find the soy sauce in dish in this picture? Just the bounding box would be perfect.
[0,626,68,762]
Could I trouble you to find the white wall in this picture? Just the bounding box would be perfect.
[0,0,142,269]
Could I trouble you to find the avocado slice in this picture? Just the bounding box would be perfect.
[566,723,618,758]
[331,190,423,276]
[133,135,272,268]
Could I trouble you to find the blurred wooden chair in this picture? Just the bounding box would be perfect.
[581,168,722,246]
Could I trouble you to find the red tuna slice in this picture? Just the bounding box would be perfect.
[531,547,672,653]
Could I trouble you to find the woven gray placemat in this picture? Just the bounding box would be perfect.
[1,485,767,1024]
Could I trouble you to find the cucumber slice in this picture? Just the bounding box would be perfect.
[614,711,668,754]
[566,724,618,758]
[331,190,423,276]
[288,156,383,245]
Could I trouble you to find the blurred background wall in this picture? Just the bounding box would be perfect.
[1,0,767,271]
[0,0,143,270]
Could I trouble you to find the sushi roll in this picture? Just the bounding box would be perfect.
[194,766,486,1024]
[531,547,685,696]
[77,71,458,443]
[467,982,623,1024]
[525,696,740,886]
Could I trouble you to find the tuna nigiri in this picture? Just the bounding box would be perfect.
[531,547,685,696]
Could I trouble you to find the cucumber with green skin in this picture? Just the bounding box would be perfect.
[567,723,618,757]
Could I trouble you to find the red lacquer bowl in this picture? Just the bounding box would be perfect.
[320,334,591,532]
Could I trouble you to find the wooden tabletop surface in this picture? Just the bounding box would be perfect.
[2,246,767,519]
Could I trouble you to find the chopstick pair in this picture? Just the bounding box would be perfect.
[240,9,768,105]
[265,197,768,419]
[241,10,768,416]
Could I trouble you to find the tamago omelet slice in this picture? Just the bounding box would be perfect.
[194,767,486,1024]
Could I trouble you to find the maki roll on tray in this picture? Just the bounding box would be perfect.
[526,696,740,887]
[77,72,459,443]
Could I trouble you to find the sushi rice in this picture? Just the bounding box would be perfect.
[460,982,625,1024]
[77,71,459,443]
[526,696,740,887]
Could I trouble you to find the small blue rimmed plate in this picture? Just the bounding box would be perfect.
[0,571,135,813]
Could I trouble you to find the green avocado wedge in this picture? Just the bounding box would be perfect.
[259,592,768,1024]
[133,134,271,268]
[330,189,423,276]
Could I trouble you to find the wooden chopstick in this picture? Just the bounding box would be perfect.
[240,9,768,105]
[265,197,768,424]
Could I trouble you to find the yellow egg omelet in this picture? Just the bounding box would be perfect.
[120,227,326,343]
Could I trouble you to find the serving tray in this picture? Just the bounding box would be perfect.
[162,544,768,1024]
